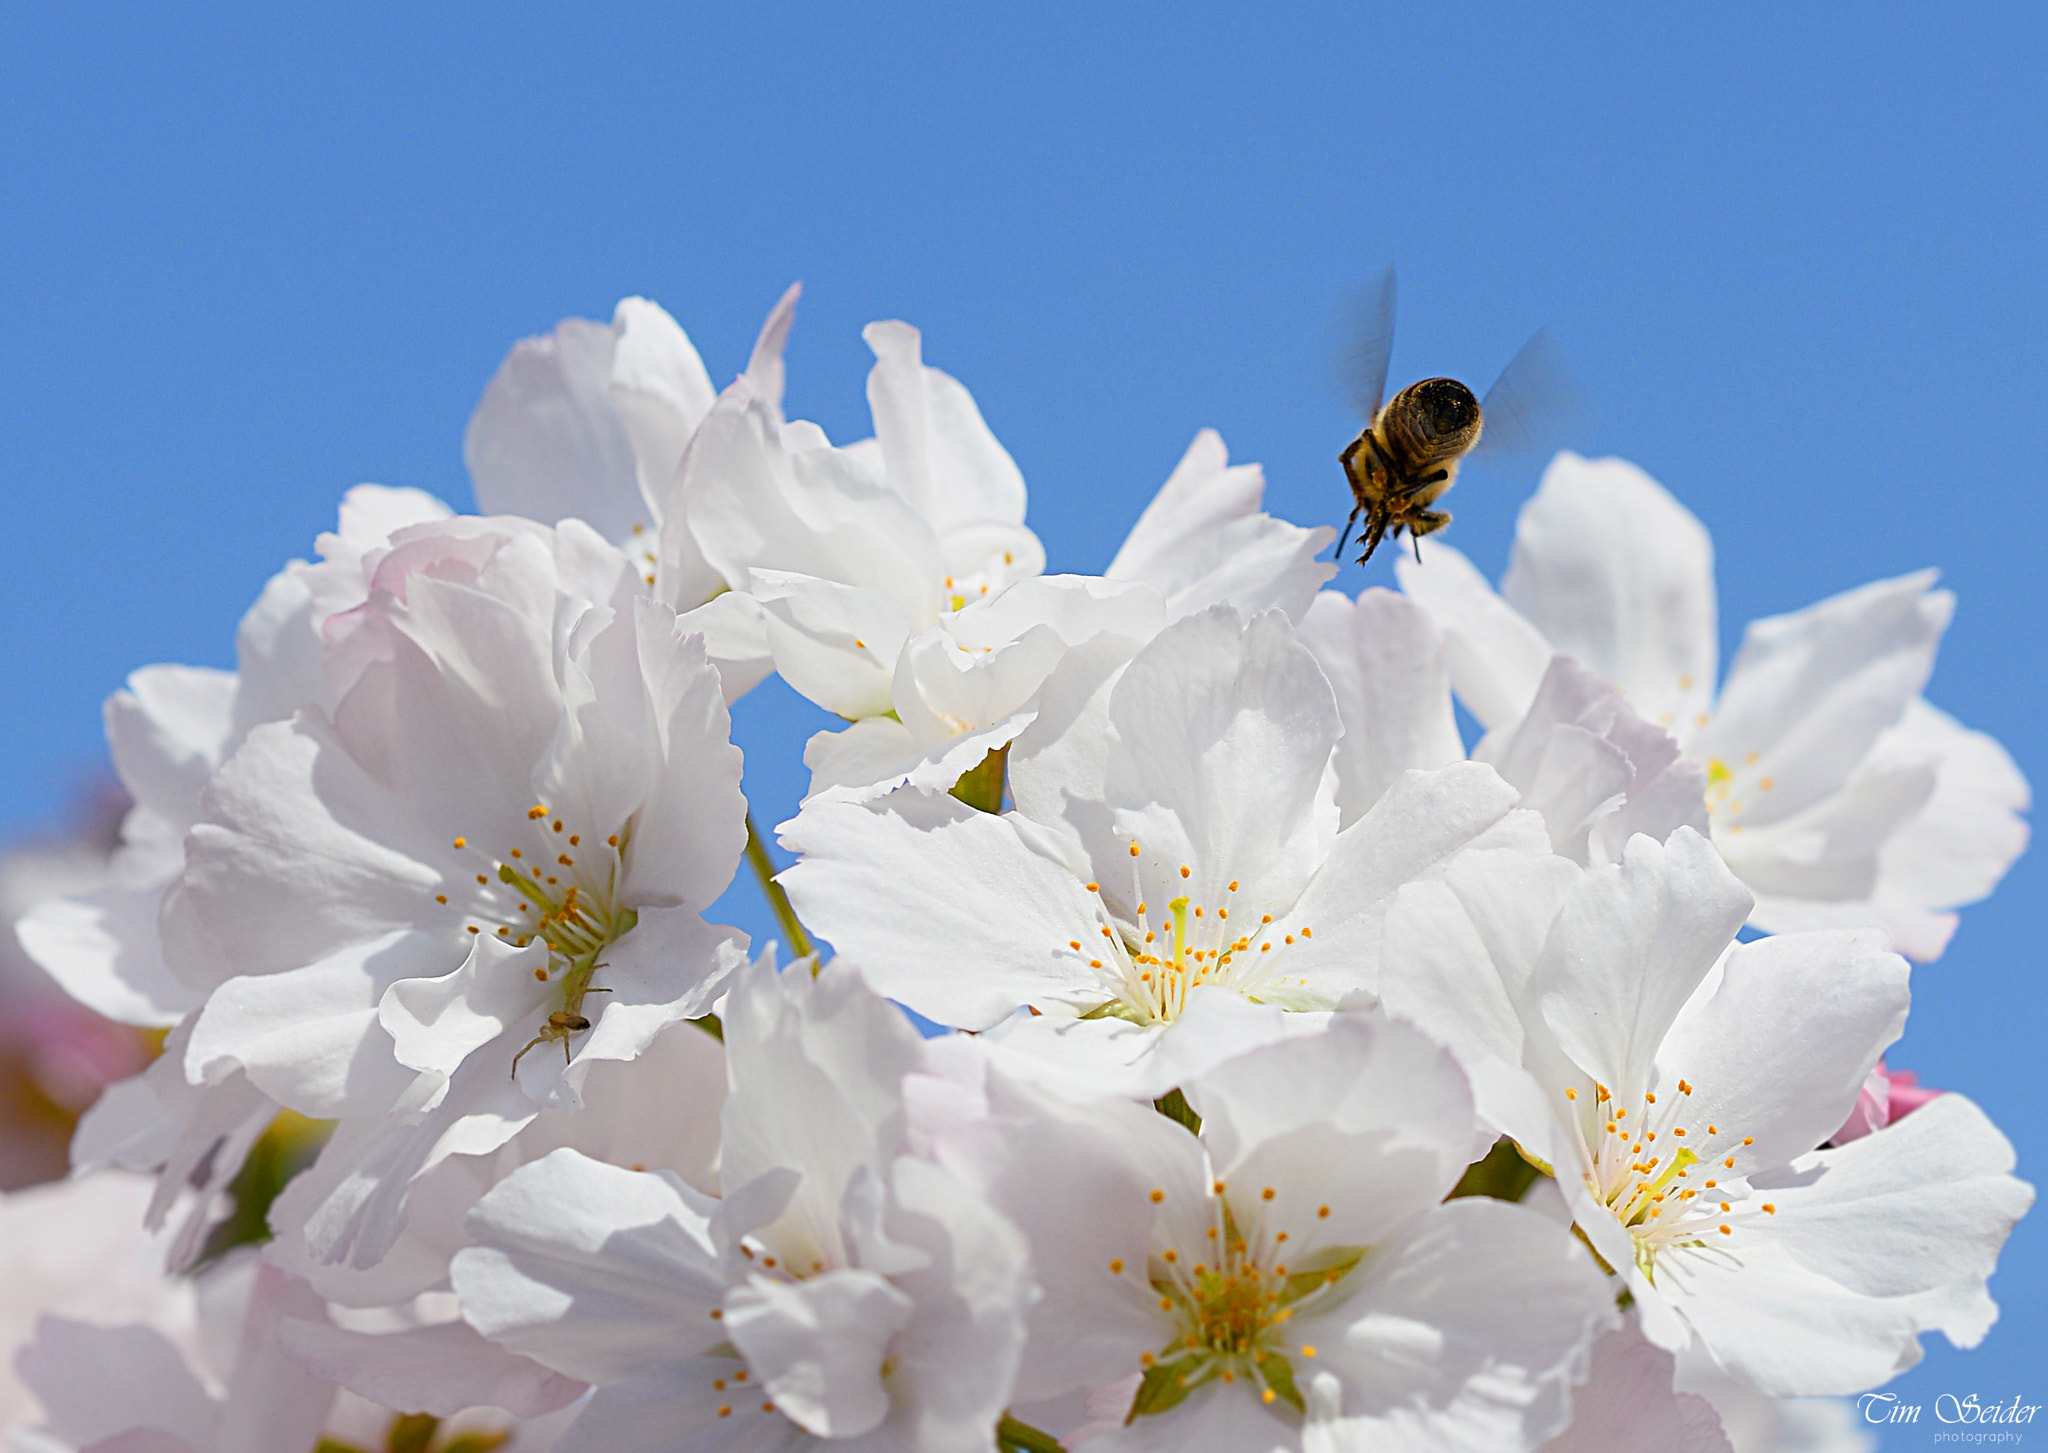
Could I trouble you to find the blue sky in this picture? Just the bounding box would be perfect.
[3,6,2044,1436]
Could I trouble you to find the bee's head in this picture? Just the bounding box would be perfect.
[1382,377,1483,464]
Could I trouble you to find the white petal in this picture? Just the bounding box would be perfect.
[1188,1013,1478,1246]
[863,320,1027,532]
[724,1268,913,1437]
[1498,454,1718,742]
[1694,571,1951,820]
[779,791,1104,1028]
[718,959,929,1265]
[1279,764,1536,1000]
[607,297,718,519]
[1107,430,1334,621]
[105,665,239,829]
[743,282,802,415]
[1103,607,1339,918]
[1297,588,1464,828]
[1379,846,1583,1132]
[466,314,652,543]
[1395,543,1552,729]
[1654,928,1908,1172]
[551,1362,810,1453]
[455,1148,728,1383]
[382,935,554,1080]
[16,883,199,1027]
[931,1075,1192,1403]
[872,1154,1035,1453]
[678,386,942,614]
[1299,1198,1615,1452]
[185,929,436,1115]
[1865,697,2030,946]
[1531,829,1751,1094]
[753,571,913,719]
[1753,1092,2030,1317]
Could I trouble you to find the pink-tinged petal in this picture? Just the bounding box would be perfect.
[1538,1323,1731,1453]
[1828,1062,1894,1145]
[1498,454,1718,745]
[279,1317,586,1419]
[17,1317,219,1453]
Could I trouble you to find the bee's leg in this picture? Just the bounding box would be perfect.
[1357,512,1388,564]
[1395,468,1450,502]
[1335,504,1361,559]
[1407,509,1452,560]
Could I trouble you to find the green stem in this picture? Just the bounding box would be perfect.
[745,813,814,960]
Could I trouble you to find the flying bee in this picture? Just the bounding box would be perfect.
[1338,267,1569,563]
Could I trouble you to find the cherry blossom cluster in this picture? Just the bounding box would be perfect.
[7,287,2033,1453]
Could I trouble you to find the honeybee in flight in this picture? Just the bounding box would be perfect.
[1338,267,1568,563]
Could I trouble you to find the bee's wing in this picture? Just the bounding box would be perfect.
[1345,265,1398,422]
[1471,327,1582,469]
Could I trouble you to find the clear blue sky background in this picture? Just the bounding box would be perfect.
[2,6,2042,1438]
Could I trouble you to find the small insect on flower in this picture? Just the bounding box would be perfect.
[512,1009,597,1077]
[1336,265,1570,564]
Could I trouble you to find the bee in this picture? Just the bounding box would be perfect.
[1338,267,1568,563]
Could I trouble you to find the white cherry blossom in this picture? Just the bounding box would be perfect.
[1397,451,2029,958]
[779,606,1543,1097]
[466,286,800,612]
[451,957,1033,1453]
[1378,827,2033,1396]
[164,515,747,1265]
[19,486,453,1262]
[928,1013,1615,1452]
[1299,586,1707,864]
[800,574,1167,805]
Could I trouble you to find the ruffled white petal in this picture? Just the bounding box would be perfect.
[1497,453,1718,744]
[1297,588,1464,829]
